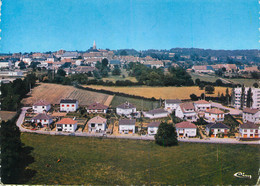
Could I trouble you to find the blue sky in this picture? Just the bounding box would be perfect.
[0,0,259,53]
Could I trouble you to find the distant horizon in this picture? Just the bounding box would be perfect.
[1,0,259,53]
[1,46,260,55]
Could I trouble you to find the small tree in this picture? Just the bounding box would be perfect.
[253,83,259,88]
[190,94,198,101]
[195,78,201,86]
[246,88,253,108]
[57,69,66,77]
[155,122,178,147]
[199,83,205,90]
[205,85,215,94]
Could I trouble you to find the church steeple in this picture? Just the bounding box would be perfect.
[93,40,96,50]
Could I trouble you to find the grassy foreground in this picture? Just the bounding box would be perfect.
[20,133,259,185]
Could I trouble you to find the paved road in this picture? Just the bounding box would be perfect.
[211,102,242,115]
[17,107,259,145]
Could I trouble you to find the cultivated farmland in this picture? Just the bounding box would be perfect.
[85,85,230,100]
[22,83,110,106]
[20,133,259,185]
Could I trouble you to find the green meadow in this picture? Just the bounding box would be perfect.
[20,133,259,185]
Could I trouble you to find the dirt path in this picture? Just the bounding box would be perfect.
[104,95,114,106]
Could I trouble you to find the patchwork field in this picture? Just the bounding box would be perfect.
[22,83,110,106]
[20,133,259,185]
[85,85,229,100]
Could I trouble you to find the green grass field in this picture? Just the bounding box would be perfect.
[190,72,258,86]
[20,133,259,185]
[111,95,160,111]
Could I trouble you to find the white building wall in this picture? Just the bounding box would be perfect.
[33,105,51,113]
[60,102,78,112]
[194,103,211,112]
[176,128,197,137]
[116,108,136,116]
[205,113,225,122]
[233,87,260,109]
[143,112,168,119]
[119,125,135,134]
[165,103,180,112]
[148,127,158,135]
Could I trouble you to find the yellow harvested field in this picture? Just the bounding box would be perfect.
[85,85,230,99]
[22,83,110,106]
[0,111,17,121]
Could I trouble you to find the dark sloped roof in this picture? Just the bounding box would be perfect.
[240,122,258,129]
[60,99,78,104]
[206,123,230,129]
[165,99,182,104]
[146,108,168,115]
[148,121,161,127]
[32,113,52,120]
[243,107,260,114]
[119,119,136,125]
[33,100,50,106]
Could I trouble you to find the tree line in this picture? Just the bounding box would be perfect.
[1,73,37,111]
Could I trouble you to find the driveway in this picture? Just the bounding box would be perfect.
[211,102,242,115]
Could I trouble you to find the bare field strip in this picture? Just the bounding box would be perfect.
[22,83,110,106]
[0,111,17,121]
[85,85,230,100]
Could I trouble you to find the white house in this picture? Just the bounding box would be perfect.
[116,102,136,116]
[164,99,182,113]
[147,121,160,135]
[175,102,197,121]
[118,119,136,134]
[88,116,107,133]
[86,102,108,114]
[239,122,259,139]
[175,121,197,137]
[60,99,78,112]
[205,108,225,123]
[31,113,53,127]
[206,123,230,137]
[32,100,51,113]
[143,108,168,119]
[194,100,211,112]
[56,118,77,132]
[242,108,260,124]
[0,61,12,69]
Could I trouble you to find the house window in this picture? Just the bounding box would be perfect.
[244,129,247,132]
[98,124,102,126]
[256,130,258,133]
[70,124,72,127]
[67,105,69,107]
[62,105,64,107]
[42,106,44,108]
[65,124,67,127]
[91,124,95,127]
[44,120,46,122]
[250,130,253,132]
[72,105,75,107]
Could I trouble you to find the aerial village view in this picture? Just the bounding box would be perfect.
[0,0,259,185]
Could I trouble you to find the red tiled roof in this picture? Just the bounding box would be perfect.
[179,102,195,112]
[33,100,50,106]
[175,121,197,129]
[243,107,260,114]
[206,108,224,114]
[87,102,108,110]
[194,100,210,104]
[56,118,77,125]
[87,116,107,124]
